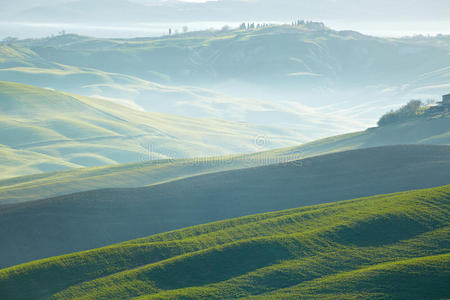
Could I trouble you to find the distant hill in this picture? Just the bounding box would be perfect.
[0,184,448,299]
[7,28,449,93]
[0,81,304,179]
[0,114,448,205]
[1,145,449,268]
[2,27,449,132]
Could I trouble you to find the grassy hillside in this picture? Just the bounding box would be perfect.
[1,145,449,268]
[0,81,305,179]
[10,28,449,89]
[0,184,448,299]
[0,114,448,205]
[2,27,449,135]
[271,115,450,158]
[0,151,303,205]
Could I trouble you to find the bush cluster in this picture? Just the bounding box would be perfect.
[378,100,423,126]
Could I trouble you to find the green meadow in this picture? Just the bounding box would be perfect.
[0,81,305,179]
[4,26,449,89]
[0,21,449,300]
[0,101,448,205]
[2,26,450,139]
[1,144,449,269]
[0,184,448,299]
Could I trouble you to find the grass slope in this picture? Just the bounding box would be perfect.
[0,81,304,179]
[8,28,450,89]
[0,114,448,205]
[0,184,448,299]
[272,115,450,158]
[0,145,449,268]
[0,151,303,205]
[2,28,449,137]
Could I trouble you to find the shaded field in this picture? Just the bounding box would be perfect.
[0,114,448,205]
[0,184,448,299]
[1,144,449,268]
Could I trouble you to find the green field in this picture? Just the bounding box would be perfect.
[0,106,448,205]
[5,27,449,89]
[1,24,449,299]
[1,144,449,268]
[0,184,448,299]
[2,27,450,139]
[0,81,305,179]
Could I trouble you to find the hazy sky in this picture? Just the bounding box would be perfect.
[1,0,449,39]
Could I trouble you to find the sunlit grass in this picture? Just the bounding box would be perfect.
[0,81,304,180]
[0,185,448,299]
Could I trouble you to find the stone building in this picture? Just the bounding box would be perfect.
[443,94,450,105]
[427,94,450,115]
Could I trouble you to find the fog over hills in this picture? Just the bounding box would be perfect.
[0,114,448,205]
[1,25,449,140]
[1,1,450,298]
[0,81,304,178]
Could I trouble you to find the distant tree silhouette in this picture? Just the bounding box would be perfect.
[2,37,18,43]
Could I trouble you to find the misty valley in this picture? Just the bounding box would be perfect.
[0,1,449,299]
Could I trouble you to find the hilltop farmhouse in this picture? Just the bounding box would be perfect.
[428,94,450,114]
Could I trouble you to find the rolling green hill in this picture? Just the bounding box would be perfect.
[0,114,448,205]
[271,114,450,157]
[0,184,448,299]
[0,151,303,205]
[9,27,449,89]
[0,81,305,179]
[1,145,449,268]
[2,27,449,135]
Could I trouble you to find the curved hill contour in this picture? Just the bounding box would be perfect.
[0,114,448,205]
[0,184,448,299]
[0,144,449,268]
